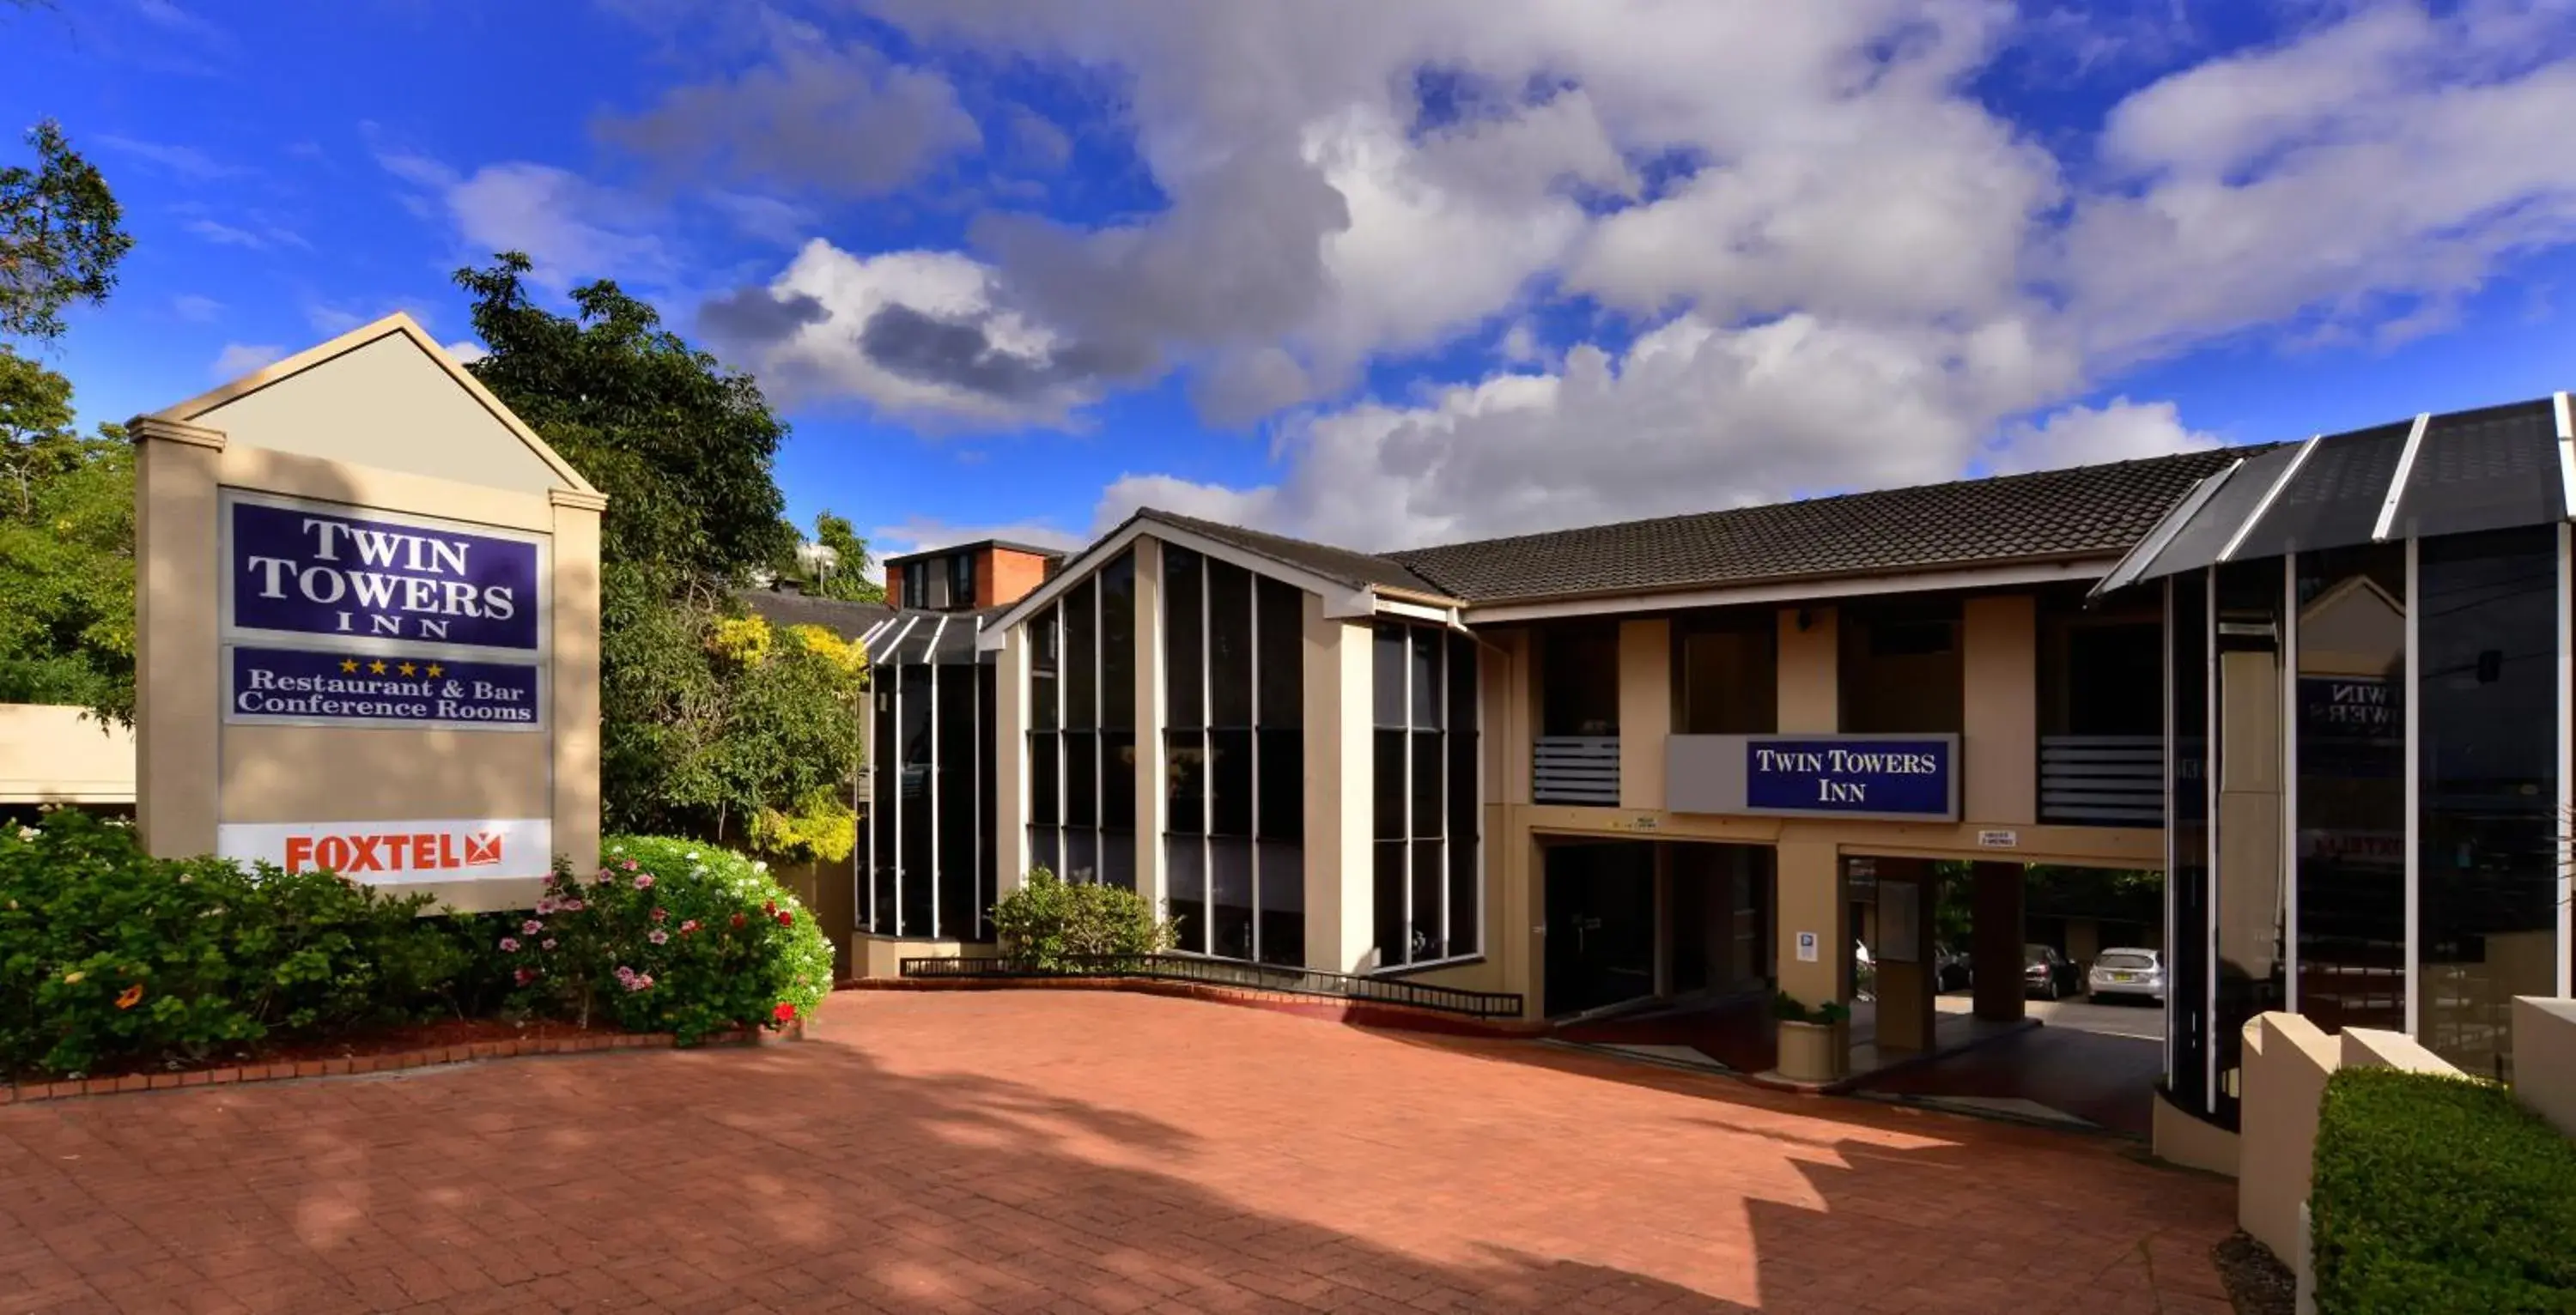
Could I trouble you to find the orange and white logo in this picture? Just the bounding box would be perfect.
[217,818,550,883]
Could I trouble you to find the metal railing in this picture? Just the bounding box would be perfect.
[899,954,1528,1021]
[1534,735,1621,806]
[2038,734,2165,826]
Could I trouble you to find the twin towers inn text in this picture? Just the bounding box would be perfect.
[1753,745,1941,805]
[242,516,519,637]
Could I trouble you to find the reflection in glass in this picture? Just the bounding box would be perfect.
[1166,837,1206,954]
[1100,551,1135,730]
[1165,548,1203,726]
[2213,557,2287,1121]
[1064,579,1097,730]
[2418,526,2560,1079]
[1257,577,1302,728]
[1211,839,1255,960]
[1209,561,1252,726]
[2294,545,2407,1034]
[936,665,977,939]
[1257,841,1303,966]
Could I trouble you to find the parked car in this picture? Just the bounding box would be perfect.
[2023,944,2081,1000]
[2087,948,2166,1004]
[1933,942,1971,992]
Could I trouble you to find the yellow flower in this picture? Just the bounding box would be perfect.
[62,971,83,985]
[115,984,145,1010]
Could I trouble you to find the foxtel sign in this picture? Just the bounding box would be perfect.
[228,496,541,651]
[217,818,552,883]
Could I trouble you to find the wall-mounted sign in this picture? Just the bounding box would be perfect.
[1978,829,2019,849]
[228,646,543,730]
[227,494,543,651]
[1795,930,1820,963]
[216,817,552,882]
[1667,734,1960,822]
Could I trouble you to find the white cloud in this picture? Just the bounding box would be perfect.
[869,516,1089,559]
[183,216,308,251]
[1985,398,2221,476]
[444,340,490,365]
[170,294,222,323]
[210,342,283,379]
[378,153,665,292]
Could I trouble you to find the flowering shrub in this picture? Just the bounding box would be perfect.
[0,809,492,1076]
[991,866,1178,972]
[500,835,832,1043]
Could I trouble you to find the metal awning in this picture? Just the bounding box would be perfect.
[2093,393,2573,597]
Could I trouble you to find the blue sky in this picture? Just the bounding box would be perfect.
[10,0,2576,568]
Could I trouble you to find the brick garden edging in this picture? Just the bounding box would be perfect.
[0,1021,804,1106]
[843,973,1550,1039]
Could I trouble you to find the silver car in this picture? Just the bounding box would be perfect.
[2087,948,2166,1003]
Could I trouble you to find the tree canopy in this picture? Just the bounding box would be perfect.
[0,120,132,343]
[0,348,134,720]
[797,510,884,603]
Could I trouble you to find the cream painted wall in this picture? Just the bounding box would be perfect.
[194,333,561,494]
[993,625,1030,897]
[1777,605,1838,733]
[0,705,134,804]
[1132,537,1165,915]
[1618,618,1670,811]
[135,423,222,854]
[1303,601,1375,972]
[1962,594,2037,825]
[1775,838,1846,1008]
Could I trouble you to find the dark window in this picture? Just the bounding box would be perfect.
[1064,579,1097,730]
[1166,547,1204,727]
[1208,561,1253,726]
[2392,402,2567,543]
[1064,730,1097,828]
[1209,729,1253,837]
[1373,623,1406,726]
[1371,619,1479,968]
[1373,843,1406,965]
[2294,544,2406,1037]
[1166,835,1206,954]
[2167,570,2212,1118]
[1447,633,1480,956]
[2214,556,2287,1119]
[1102,731,1135,830]
[899,664,933,936]
[1030,609,1059,731]
[949,552,976,609]
[936,665,977,939]
[1100,552,1134,730]
[2419,526,2560,1079]
[1101,832,1134,894]
[1373,730,1406,840]
[1841,598,1963,734]
[870,679,896,935]
[1257,577,1303,728]
[977,667,997,941]
[1411,730,1443,838]
[1029,731,1059,826]
[1165,731,1206,834]
[1675,611,1777,736]
[1542,624,1619,736]
[1257,841,1303,967]
[1411,627,1443,729]
[1256,729,1302,841]
[1210,838,1255,960]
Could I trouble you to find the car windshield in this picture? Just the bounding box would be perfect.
[2023,945,2052,965]
[2097,951,2156,971]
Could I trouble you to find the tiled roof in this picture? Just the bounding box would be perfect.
[1139,509,1457,599]
[738,589,896,640]
[1383,446,2269,605]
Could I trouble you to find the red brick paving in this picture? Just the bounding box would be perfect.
[0,991,2238,1313]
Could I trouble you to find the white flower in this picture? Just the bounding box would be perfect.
[15,826,38,841]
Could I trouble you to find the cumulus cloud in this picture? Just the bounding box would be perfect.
[598,33,980,198]
[210,342,283,379]
[379,153,665,291]
[871,516,1089,559]
[443,340,490,365]
[625,0,2576,544]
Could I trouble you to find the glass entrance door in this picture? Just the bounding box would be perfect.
[1543,842,1656,1017]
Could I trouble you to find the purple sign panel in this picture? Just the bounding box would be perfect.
[230,499,539,651]
[229,646,541,729]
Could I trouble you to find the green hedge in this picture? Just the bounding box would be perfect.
[991,866,1176,971]
[2311,1066,2576,1313]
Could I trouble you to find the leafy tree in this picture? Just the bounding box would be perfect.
[796,510,884,603]
[1,120,133,343]
[0,347,132,721]
[453,254,865,851]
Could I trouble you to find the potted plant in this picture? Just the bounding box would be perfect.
[1771,991,1851,1082]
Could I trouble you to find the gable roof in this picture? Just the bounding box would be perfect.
[882,537,1068,567]
[147,312,601,498]
[1139,510,1457,600]
[1386,446,2264,605]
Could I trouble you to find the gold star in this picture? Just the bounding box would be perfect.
[368,659,386,676]
[339,658,358,674]
[397,661,417,677]
[425,663,445,678]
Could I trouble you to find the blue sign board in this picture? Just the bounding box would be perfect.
[1744,738,1953,816]
[228,645,541,730]
[230,500,540,651]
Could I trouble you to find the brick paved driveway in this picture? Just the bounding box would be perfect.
[2,991,2238,1313]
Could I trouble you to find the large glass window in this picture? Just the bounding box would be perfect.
[1162,548,1304,965]
[2293,545,2407,1036]
[1026,552,1136,890]
[2167,570,2211,1112]
[2418,526,2560,1079]
[1373,621,1480,968]
[861,645,996,943]
[2213,556,2287,1120]
[2038,587,2166,827]
[1674,609,1777,735]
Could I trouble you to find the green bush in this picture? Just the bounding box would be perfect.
[2312,1066,2576,1313]
[1769,991,1850,1026]
[990,866,1177,972]
[0,809,490,1076]
[501,835,833,1043]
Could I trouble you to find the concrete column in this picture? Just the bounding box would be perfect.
[1963,593,2038,825]
[131,418,227,858]
[1304,601,1375,971]
[1971,859,2025,1021]
[993,625,1030,896]
[1777,605,1838,734]
[1775,839,1848,1008]
[1618,618,1670,811]
[546,488,606,879]
[1131,537,1165,915]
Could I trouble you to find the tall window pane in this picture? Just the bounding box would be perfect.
[1065,579,1097,730]
[1373,844,1407,964]
[2418,526,2560,1079]
[1373,623,1406,725]
[1209,561,1253,726]
[2214,556,2287,1118]
[1103,731,1136,831]
[871,682,896,934]
[1411,730,1443,838]
[1030,731,1060,826]
[1027,826,1059,882]
[1370,620,1479,969]
[1256,730,1302,841]
[899,664,933,936]
[1166,548,1204,727]
[1166,837,1207,954]
[1166,731,1206,834]
[2168,571,2211,1113]
[1411,628,1443,728]
[937,665,976,939]
[1257,842,1303,967]
[1065,730,1098,828]
[977,667,997,942]
[1448,633,1480,957]
[1100,551,1135,730]
[1064,828,1097,887]
[1211,839,1255,960]
[1257,578,1303,727]
[1373,730,1406,840]
[1411,839,1445,962]
[1210,729,1253,836]
[2294,545,2406,1035]
[1031,608,1059,730]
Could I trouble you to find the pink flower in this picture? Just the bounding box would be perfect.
[614,965,635,983]
[679,919,700,935]
[647,929,669,945]
[536,898,559,915]
[632,873,654,890]
[564,899,585,912]
[540,938,556,951]
[622,859,638,871]
[521,918,544,935]
[543,874,560,890]
[513,967,538,986]
[649,906,667,923]
[623,973,653,992]
[499,936,521,953]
